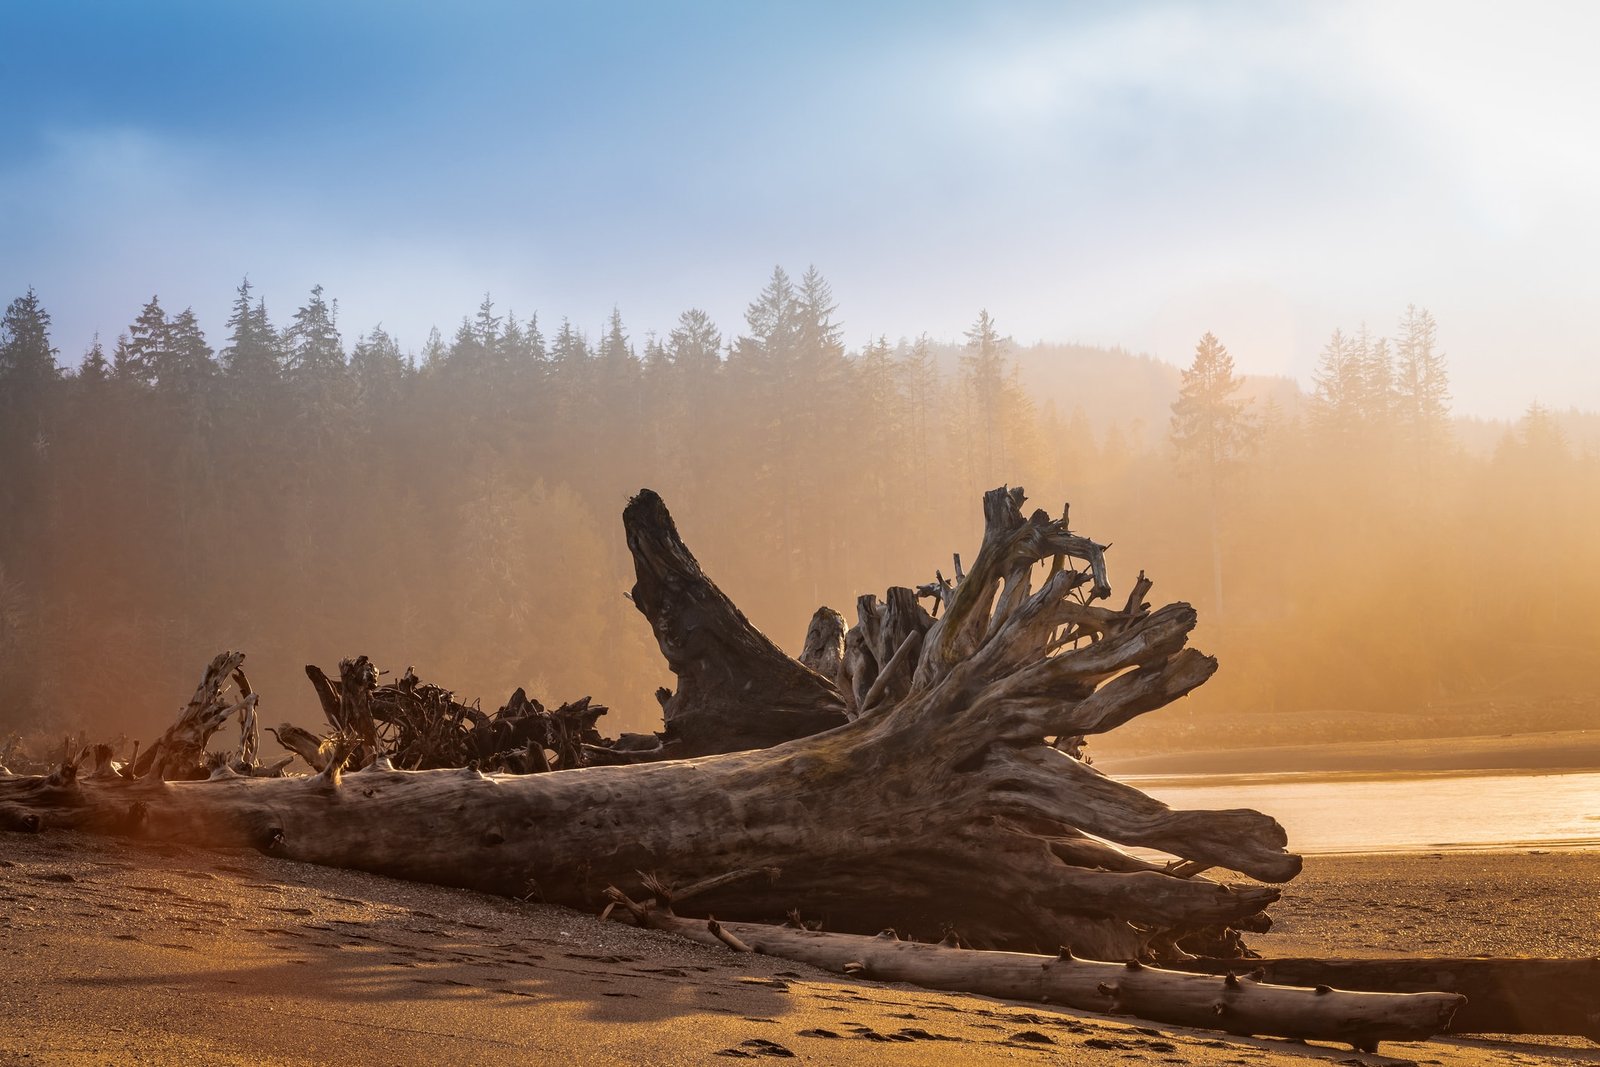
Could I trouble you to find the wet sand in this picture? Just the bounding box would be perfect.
[2,832,1596,1066]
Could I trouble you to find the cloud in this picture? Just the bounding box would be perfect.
[2,4,1596,414]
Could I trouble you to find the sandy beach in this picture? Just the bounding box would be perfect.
[2,830,1595,1067]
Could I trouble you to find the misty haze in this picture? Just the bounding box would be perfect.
[1,4,1596,1066]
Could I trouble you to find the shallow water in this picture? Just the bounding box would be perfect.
[1134,770,1600,854]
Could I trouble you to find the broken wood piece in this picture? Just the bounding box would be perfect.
[633,913,1462,1050]
[1173,956,1600,1039]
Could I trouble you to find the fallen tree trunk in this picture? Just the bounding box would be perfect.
[614,906,1463,1053]
[0,486,1298,958]
[1174,956,1600,1039]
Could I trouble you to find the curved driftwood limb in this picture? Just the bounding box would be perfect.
[1,486,1298,957]
[130,651,258,780]
[626,910,1463,1052]
[624,489,849,755]
[1175,956,1600,1040]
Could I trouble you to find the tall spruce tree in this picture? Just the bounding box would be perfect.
[1170,331,1254,620]
[164,307,216,392]
[350,325,406,409]
[285,284,344,383]
[1394,305,1451,461]
[743,266,799,357]
[962,308,1008,481]
[1309,327,1364,442]
[78,334,110,384]
[668,308,722,373]
[221,278,281,389]
[124,296,172,386]
[0,288,60,509]
[0,288,59,390]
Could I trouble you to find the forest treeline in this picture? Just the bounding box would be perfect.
[0,268,1595,752]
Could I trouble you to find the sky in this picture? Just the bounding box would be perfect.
[3,0,1597,417]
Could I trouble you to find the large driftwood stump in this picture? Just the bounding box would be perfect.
[624,490,849,755]
[0,487,1298,959]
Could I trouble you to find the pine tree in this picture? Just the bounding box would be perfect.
[472,294,502,350]
[640,332,669,377]
[1309,327,1363,441]
[350,325,406,408]
[285,284,345,382]
[0,288,58,390]
[449,316,482,369]
[419,326,446,371]
[165,307,215,389]
[1513,401,1568,463]
[1170,332,1255,620]
[1172,332,1253,476]
[1394,305,1451,460]
[497,311,528,369]
[743,266,798,356]
[900,333,940,498]
[522,312,547,364]
[0,289,60,595]
[110,333,139,382]
[962,309,1008,480]
[550,318,589,366]
[221,278,281,388]
[1354,325,1393,424]
[597,306,635,375]
[795,266,844,362]
[123,295,172,386]
[668,308,722,373]
[78,335,110,384]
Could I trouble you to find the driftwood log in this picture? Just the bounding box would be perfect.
[607,901,1464,1053]
[1,486,1297,961]
[1175,956,1600,1040]
[296,658,615,773]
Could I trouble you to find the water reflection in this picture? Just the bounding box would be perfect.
[1135,771,1600,854]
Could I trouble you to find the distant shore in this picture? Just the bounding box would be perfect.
[1095,728,1600,778]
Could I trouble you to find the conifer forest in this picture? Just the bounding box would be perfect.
[0,271,1595,751]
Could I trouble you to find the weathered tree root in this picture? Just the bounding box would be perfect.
[613,902,1463,1053]
[292,659,615,773]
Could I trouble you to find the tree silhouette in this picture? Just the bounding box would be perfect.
[1170,332,1255,621]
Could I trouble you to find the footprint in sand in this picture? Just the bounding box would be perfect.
[714,1038,795,1058]
[894,1028,956,1042]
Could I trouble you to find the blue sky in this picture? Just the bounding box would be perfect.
[3,1,1597,416]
